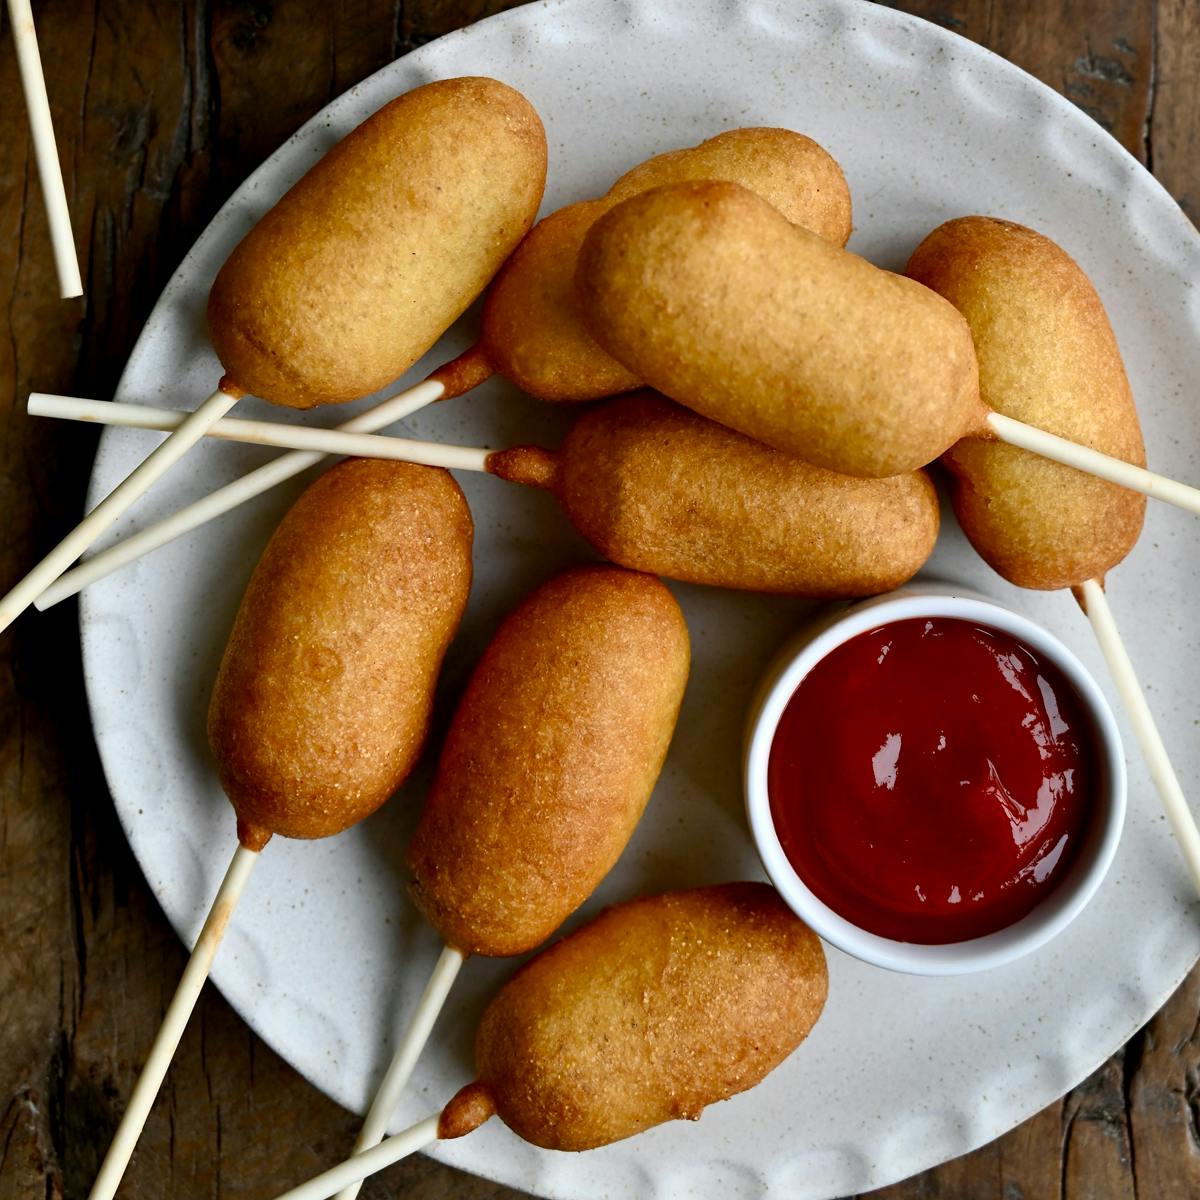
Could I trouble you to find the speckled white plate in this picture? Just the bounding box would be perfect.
[79,1,1200,1197]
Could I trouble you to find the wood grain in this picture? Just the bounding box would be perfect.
[0,3,1196,1199]
[1150,0,1200,223]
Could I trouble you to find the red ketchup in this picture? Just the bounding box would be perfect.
[768,617,1095,944]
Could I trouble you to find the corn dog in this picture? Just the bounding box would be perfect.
[210,77,547,408]
[438,883,827,1149]
[408,566,689,956]
[209,459,473,850]
[905,216,1145,589]
[575,179,983,475]
[487,392,939,596]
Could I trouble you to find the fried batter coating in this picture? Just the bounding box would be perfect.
[477,128,852,402]
[208,460,473,849]
[437,883,827,1150]
[487,392,939,596]
[906,216,1146,590]
[408,566,689,957]
[576,179,986,475]
[208,77,547,408]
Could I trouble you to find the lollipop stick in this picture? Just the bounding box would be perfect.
[90,843,260,1200]
[0,385,240,633]
[1077,578,1200,893]
[988,413,1200,516]
[335,944,465,1200]
[275,1114,441,1200]
[30,379,446,609]
[27,393,488,470]
[7,0,81,298]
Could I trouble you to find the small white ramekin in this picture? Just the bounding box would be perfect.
[744,581,1126,975]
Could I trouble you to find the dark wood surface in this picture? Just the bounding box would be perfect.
[1,2,1197,1197]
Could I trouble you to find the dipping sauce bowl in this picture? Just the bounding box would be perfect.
[744,582,1126,975]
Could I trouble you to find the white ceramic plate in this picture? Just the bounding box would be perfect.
[80,1,1200,1197]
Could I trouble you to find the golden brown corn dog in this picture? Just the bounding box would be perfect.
[209,77,547,408]
[432,127,852,403]
[905,216,1146,589]
[208,459,473,850]
[437,883,827,1150]
[408,566,689,957]
[575,179,985,475]
[486,392,939,596]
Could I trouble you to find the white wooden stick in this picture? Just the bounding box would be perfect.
[335,945,465,1200]
[988,412,1200,516]
[1077,579,1200,894]
[28,392,488,471]
[37,397,1200,520]
[31,380,446,610]
[0,385,240,633]
[274,1115,441,1200]
[89,843,260,1200]
[7,0,81,298]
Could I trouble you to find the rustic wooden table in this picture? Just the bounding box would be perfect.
[1,2,1198,1197]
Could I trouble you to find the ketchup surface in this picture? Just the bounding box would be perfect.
[768,618,1095,944]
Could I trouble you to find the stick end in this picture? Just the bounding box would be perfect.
[236,820,272,852]
[437,1082,495,1140]
[218,375,247,402]
[428,345,494,401]
[485,446,559,491]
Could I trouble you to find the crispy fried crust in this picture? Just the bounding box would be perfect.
[443,883,827,1151]
[544,391,939,596]
[407,566,690,958]
[576,180,987,476]
[208,460,473,848]
[605,127,852,241]
[208,77,546,408]
[906,216,1146,590]
[480,128,852,402]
